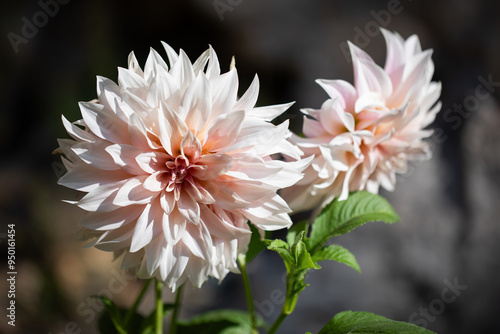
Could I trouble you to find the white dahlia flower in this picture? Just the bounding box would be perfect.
[58,43,309,291]
[282,29,441,213]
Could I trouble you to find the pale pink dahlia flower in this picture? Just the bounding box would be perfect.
[58,44,309,290]
[282,29,441,213]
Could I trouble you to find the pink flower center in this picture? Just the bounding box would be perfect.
[165,156,190,191]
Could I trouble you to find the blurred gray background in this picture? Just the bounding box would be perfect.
[1,0,499,333]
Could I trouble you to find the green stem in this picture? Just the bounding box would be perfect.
[268,268,299,334]
[268,311,288,334]
[124,278,151,327]
[155,279,163,334]
[169,284,184,334]
[238,254,258,334]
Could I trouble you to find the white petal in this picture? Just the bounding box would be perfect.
[113,176,156,206]
[233,74,260,112]
[177,190,200,224]
[130,203,155,252]
[79,101,129,144]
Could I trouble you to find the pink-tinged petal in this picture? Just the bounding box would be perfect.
[319,143,351,172]
[93,223,136,251]
[147,71,181,110]
[381,28,406,80]
[388,50,433,108]
[79,101,130,144]
[181,131,202,163]
[72,142,120,170]
[137,151,168,174]
[118,67,148,89]
[203,180,250,210]
[204,110,245,152]
[200,205,249,240]
[354,92,387,113]
[77,183,125,212]
[161,41,179,67]
[348,42,393,99]
[255,157,314,188]
[144,47,169,81]
[169,49,195,93]
[62,115,97,142]
[113,176,156,206]
[303,113,327,138]
[96,76,129,120]
[244,194,292,219]
[127,51,144,75]
[160,190,176,215]
[210,68,238,118]
[190,154,233,180]
[165,244,189,289]
[183,177,215,204]
[81,206,142,231]
[128,113,153,150]
[144,235,167,275]
[58,164,131,192]
[233,74,260,112]
[226,119,289,154]
[130,203,155,252]
[177,190,200,224]
[404,34,422,58]
[181,74,212,132]
[223,178,275,202]
[143,171,168,192]
[244,210,292,231]
[205,45,220,81]
[158,101,189,155]
[192,48,210,75]
[185,257,211,288]
[338,160,363,201]
[314,99,353,135]
[58,139,83,168]
[225,156,282,181]
[162,208,187,245]
[105,143,148,175]
[248,102,294,121]
[181,223,210,260]
[316,79,357,110]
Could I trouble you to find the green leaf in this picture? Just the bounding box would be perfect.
[287,220,308,246]
[95,296,127,334]
[266,239,295,267]
[177,309,264,334]
[291,234,321,271]
[312,244,361,273]
[245,222,267,263]
[318,311,436,334]
[309,191,400,253]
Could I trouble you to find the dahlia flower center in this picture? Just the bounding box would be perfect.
[165,156,190,191]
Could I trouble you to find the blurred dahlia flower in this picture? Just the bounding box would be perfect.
[58,43,309,290]
[282,29,441,213]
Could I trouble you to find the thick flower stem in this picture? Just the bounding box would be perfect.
[268,311,288,334]
[155,279,164,334]
[124,278,152,327]
[238,254,258,334]
[169,284,184,334]
[268,269,299,334]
